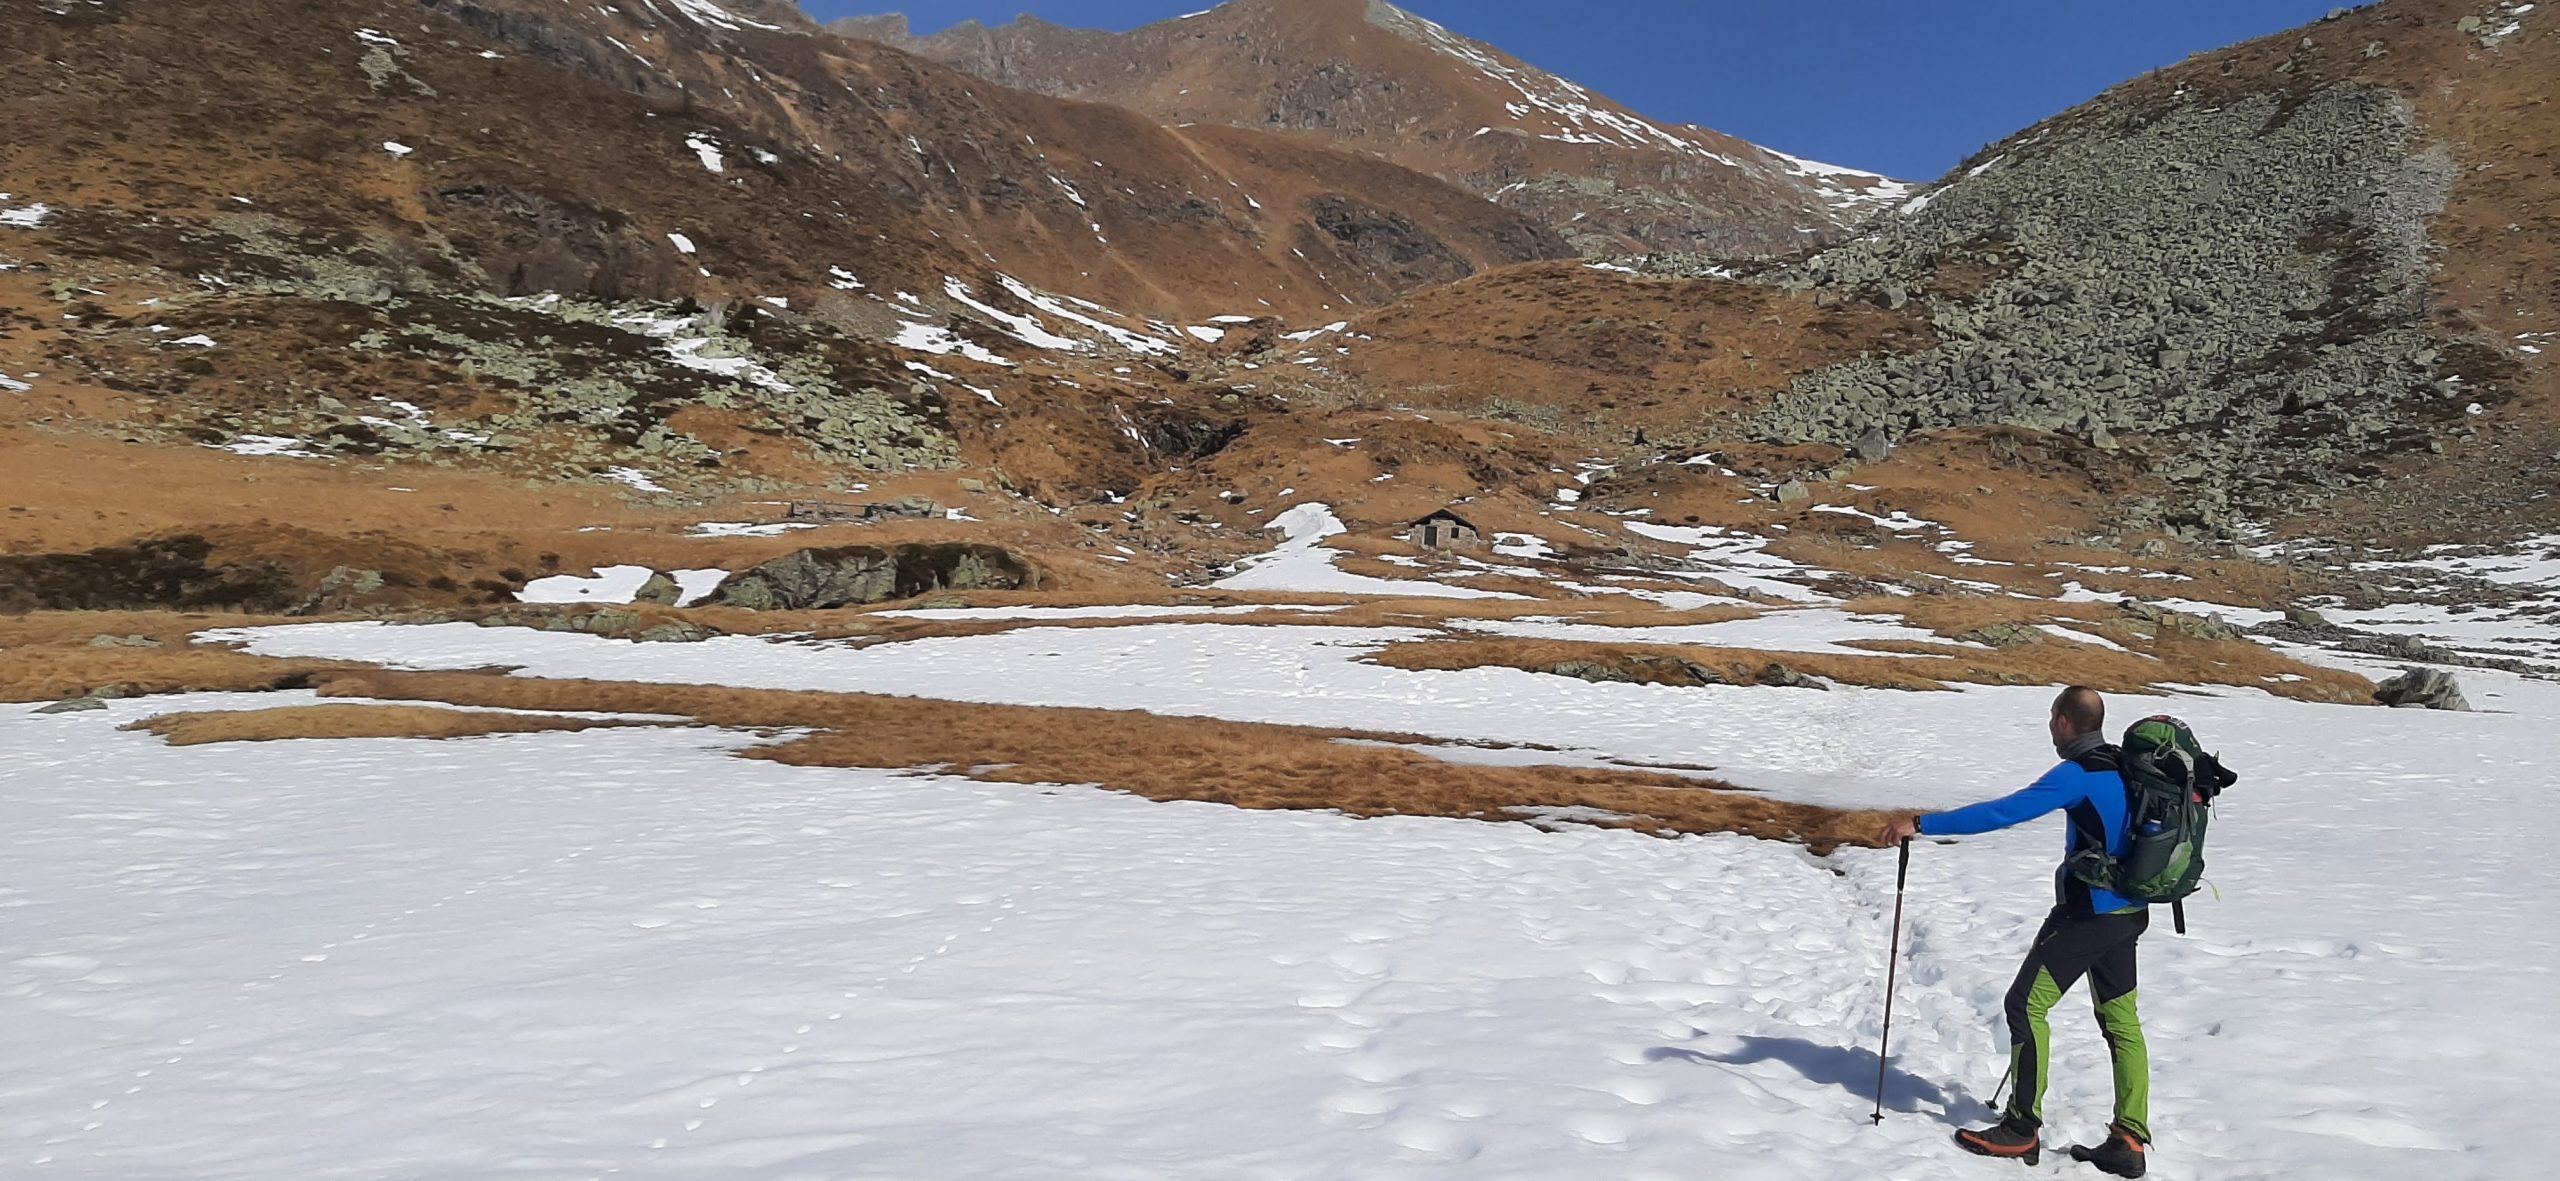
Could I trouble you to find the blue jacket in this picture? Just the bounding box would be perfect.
[1917,754,2144,915]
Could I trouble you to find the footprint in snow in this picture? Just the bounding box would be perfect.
[1390,1118,1482,1162]
[1567,1112,1633,1147]
[1306,1023,1371,1053]
[1326,947,1390,980]
[1609,1076,1670,1106]
[1322,1086,1401,1121]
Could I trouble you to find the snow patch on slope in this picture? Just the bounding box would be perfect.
[652,0,784,33]
[1757,147,1915,217]
[1215,504,1520,599]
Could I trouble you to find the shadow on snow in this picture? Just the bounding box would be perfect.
[1649,1035,1995,1125]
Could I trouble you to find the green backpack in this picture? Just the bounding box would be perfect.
[2068,716,2239,921]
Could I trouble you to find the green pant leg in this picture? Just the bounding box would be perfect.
[2093,987,2151,1142]
[2003,965,2064,1125]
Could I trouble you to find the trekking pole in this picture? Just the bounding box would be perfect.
[1871,839,1912,1125]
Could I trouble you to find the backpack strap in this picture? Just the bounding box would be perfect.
[2065,743,2126,857]
[2070,743,2124,776]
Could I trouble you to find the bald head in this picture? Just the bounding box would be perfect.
[2052,686,2106,742]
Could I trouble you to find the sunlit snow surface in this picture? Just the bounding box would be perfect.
[517,565,726,607]
[7,629,2557,1176]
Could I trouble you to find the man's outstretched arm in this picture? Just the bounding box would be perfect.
[1879,764,2089,845]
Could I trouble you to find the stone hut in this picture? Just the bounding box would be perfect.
[1406,508,1483,551]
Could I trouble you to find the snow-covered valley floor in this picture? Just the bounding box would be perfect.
[6,620,2558,1178]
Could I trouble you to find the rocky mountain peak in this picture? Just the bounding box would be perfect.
[831,1,1908,258]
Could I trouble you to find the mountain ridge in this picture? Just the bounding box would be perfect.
[831,0,1911,257]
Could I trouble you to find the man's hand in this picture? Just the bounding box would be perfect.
[1877,814,1923,847]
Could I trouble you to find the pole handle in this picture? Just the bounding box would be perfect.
[1895,836,1911,889]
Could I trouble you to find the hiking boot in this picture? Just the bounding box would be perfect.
[2068,1125,2147,1177]
[1953,1117,2041,1165]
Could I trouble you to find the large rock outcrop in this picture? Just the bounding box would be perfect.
[0,536,295,614]
[708,544,1035,610]
[1719,83,2461,532]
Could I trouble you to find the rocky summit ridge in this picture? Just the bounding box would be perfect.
[834,0,1912,258]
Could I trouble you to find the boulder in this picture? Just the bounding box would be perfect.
[1755,662,1830,691]
[1773,480,1812,506]
[1546,656,1730,687]
[316,566,385,598]
[711,544,1034,611]
[1853,428,1894,463]
[630,572,683,605]
[561,608,647,636]
[86,634,162,649]
[1957,621,2048,649]
[2118,600,2243,643]
[1677,660,1734,686]
[2373,667,2469,711]
[2372,633,2459,664]
[34,696,109,714]
[1550,661,1634,685]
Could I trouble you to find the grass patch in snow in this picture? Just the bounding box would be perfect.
[123,704,641,746]
[302,668,1888,851]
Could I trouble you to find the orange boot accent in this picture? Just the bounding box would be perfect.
[1954,1125,2043,1165]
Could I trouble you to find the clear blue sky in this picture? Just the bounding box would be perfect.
[799,0,2353,180]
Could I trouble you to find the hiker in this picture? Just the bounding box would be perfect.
[1877,686,2152,1177]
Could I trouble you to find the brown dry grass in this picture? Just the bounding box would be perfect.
[1375,637,1958,692]
[674,593,1762,646]
[302,668,1890,851]
[1839,592,2371,702]
[125,704,631,746]
[0,611,359,703]
[1331,263,1934,434]
[1370,626,2372,704]
[1840,594,2112,633]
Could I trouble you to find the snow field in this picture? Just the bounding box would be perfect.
[5,653,2554,1177]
